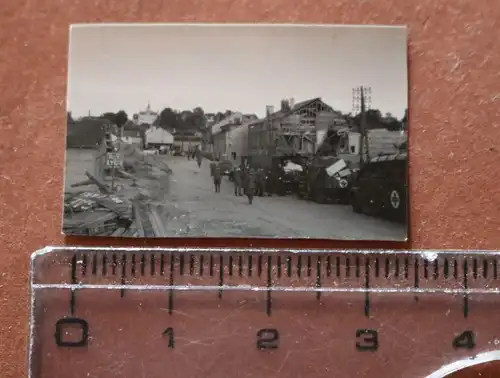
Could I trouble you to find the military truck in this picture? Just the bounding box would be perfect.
[349,152,407,222]
[296,157,356,204]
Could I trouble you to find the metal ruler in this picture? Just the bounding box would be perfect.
[29,247,500,378]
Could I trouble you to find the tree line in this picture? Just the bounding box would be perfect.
[156,107,233,131]
[67,106,408,134]
[348,108,408,132]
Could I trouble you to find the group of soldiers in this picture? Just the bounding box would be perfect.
[210,161,271,205]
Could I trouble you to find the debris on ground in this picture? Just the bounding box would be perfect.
[63,137,172,237]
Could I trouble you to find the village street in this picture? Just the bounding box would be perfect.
[148,156,407,240]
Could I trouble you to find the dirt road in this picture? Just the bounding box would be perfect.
[151,156,406,240]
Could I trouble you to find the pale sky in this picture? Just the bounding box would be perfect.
[67,24,408,120]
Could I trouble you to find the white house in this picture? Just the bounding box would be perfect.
[133,103,159,127]
[145,127,174,149]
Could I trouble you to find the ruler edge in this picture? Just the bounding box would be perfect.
[30,246,500,259]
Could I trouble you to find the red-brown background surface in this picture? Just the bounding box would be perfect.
[1,1,499,377]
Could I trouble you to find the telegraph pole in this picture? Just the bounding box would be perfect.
[352,86,372,166]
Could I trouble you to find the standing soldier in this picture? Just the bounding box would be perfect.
[210,159,217,177]
[240,164,248,194]
[195,147,202,168]
[213,162,222,193]
[264,167,273,196]
[256,168,267,197]
[232,166,243,196]
[245,168,257,204]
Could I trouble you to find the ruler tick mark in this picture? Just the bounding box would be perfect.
[71,255,77,283]
[120,254,126,298]
[364,258,370,318]
[336,257,340,278]
[307,255,312,277]
[210,255,214,276]
[189,255,195,276]
[316,256,322,300]
[70,290,76,315]
[218,255,224,299]
[199,255,204,276]
[111,254,117,276]
[453,260,458,279]
[414,258,419,301]
[258,255,263,277]
[483,259,488,279]
[180,254,185,276]
[394,258,399,278]
[102,255,108,276]
[140,254,145,276]
[355,257,360,278]
[70,255,77,315]
[326,256,331,277]
[404,258,409,279]
[248,255,253,277]
[277,256,282,278]
[346,257,350,278]
[81,254,87,276]
[160,253,165,276]
[444,258,449,279]
[433,260,438,279]
[493,259,497,279]
[266,255,272,316]
[229,255,233,277]
[384,257,389,278]
[297,256,302,278]
[423,260,428,279]
[168,254,174,315]
[286,256,291,277]
[92,254,97,275]
[238,255,242,277]
[131,254,136,277]
[463,259,469,318]
[473,258,478,279]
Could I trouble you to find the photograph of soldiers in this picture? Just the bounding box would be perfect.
[63,23,408,240]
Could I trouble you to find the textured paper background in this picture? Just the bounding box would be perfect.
[1,1,499,376]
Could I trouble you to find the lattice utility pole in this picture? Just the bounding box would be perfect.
[352,86,372,166]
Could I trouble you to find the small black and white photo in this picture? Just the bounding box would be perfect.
[63,23,408,240]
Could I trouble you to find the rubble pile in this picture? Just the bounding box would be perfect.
[63,140,171,237]
[63,191,136,236]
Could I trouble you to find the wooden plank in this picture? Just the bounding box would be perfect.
[84,171,111,194]
[70,179,95,188]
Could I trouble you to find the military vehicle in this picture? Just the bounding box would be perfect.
[349,152,408,222]
[296,157,355,204]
